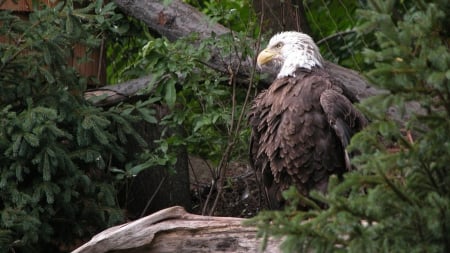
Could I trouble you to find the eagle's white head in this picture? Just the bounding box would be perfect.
[257,31,323,78]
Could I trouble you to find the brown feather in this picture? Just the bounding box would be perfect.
[249,68,367,209]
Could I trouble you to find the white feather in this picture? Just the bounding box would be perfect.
[268,31,323,78]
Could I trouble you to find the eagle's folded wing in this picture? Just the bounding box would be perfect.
[320,89,368,169]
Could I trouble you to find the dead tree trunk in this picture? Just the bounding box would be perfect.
[72,206,282,253]
[253,0,312,34]
[118,105,192,219]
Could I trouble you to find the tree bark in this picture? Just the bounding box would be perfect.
[253,0,312,34]
[113,0,229,41]
[72,206,282,253]
[118,104,192,219]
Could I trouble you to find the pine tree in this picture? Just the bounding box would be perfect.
[0,2,145,252]
[251,1,450,252]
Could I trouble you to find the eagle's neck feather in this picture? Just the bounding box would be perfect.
[277,51,323,78]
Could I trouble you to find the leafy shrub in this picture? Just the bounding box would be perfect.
[114,32,255,174]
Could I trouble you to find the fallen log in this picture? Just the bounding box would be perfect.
[113,0,229,41]
[72,206,282,253]
[84,75,153,106]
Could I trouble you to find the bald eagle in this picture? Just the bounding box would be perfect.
[249,32,367,210]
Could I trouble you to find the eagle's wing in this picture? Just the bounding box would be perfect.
[320,88,367,169]
[249,127,284,209]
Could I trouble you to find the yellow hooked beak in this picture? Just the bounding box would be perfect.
[257,48,278,67]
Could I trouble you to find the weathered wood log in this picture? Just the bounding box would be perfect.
[84,63,377,106]
[84,75,153,106]
[72,206,282,253]
[114,0,229,41]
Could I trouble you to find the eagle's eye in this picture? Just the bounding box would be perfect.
[274,42,283,49]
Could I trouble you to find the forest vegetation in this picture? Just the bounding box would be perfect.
[0,0,448,252]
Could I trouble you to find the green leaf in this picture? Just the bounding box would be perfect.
[193,116,211,132]
[164,79,177,109]
[128,162,152,176]
[137,107,158,124]
[95,0,104,13]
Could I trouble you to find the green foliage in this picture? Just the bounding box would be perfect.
[0,1,146,252]
[0,1,259,250]
[185,0,257,33]
[106,17,150,84]
[251,1,450,252]
[114,32,253,171]
[303,0,368,70]
[107,0,258,172]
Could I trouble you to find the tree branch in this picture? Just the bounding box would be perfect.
[316,30,356,45]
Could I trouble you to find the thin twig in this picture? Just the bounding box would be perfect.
[140,175,167,218]
[206,0,266,216]
[251,0,267,211]
[208,143,234,215]
[96,37,105,88]
[188,157,204,209]
[316,30,356,45]
[207,58,241,215]
[201,178,216,215]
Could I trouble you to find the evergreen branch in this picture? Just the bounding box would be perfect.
[297,194,322,211]
[377,166,415,206]
[316,30,356,45]
[418,156,443,195]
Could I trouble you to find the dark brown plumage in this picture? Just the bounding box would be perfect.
[249,32,367,209]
